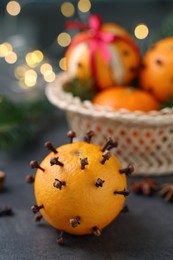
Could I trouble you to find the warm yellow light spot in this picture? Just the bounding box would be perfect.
[134,24,149,39]
[32,50,44,63]
[61,2,75,17]
[78,0,91,13]
[5,51,17,64]
[3,42,13,53]
[6,1,21,16]
[25,50,44,67]
[24,69,37,87]
[40,63,53,75]
[59,57,67,71]
[14,65,27,80]
[0,45,8,57]
[44,71,56,83]
[25,52,35,67]
[0,42,13,57]
[57,32,71,47]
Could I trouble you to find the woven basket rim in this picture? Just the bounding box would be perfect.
[45,72,173,126]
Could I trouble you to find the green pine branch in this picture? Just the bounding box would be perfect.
[0,95,57,150]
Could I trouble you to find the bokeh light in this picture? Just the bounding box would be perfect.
[61,2,75,17]
[25,50,44,67]
[25,52,34,67]
[14,65,28,80]
[24,69,37,87]
[5,51,17,64]
[57,32,71,47]
[134,24,149,39]
[0,42,13,57]
[40,63,53,75]
[59,57,67,71]
[43,71,56,83]
[78,0,91,13]
[6,1,21,16]
[32,50,44,63]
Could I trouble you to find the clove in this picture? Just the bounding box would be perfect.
[0,206,13,217]
[83,130,95,143]
[69,216,80,228]
[80,158,88,169]
[25,175,35,184]
[53,179,66,190]
[31,204,44,214]
[44,142,57,154]
[34,214,43,222]
[102,137,118,152]
[30,160,44,172]
[95,178,105,187]
[50,157,64,167]
[101,151,111,164]
[114,188,130,197]
[119,164,135,176]
[0,171,6,191]
[57,231,65,245]
[67,130,76,143]
[92,226,101,237]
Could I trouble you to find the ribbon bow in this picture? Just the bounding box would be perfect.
[65,15,139,83]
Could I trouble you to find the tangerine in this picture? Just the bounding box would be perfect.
[92,87,160,112]
[139,37,173,102]
[30,132,130,237]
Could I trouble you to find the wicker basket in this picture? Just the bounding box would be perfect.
[45,72,173,176]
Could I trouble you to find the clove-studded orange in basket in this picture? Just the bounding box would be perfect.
[65,14,140,90]
[26,131,133,244]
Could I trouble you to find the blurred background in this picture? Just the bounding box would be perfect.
[0,0,173,151]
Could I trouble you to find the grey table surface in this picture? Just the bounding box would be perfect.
[1,115,173,260]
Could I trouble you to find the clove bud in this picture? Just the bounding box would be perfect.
[102,137,118,152]
[53,179,66,190]
[25,175,35,184]
[57,231,65,245]
[92,226,101,237]
[119,164,135,176]
[114,188,130,197]
[0,171,5,191]
[101,151,111,164]
[95,178,105,187]
[50,157,64,167]
[34,214,43,222]
[0,206,13,217]
[69,216,80,228]
[80,158,88,169]
[67,130,76,143]
[31,204,44,214]
[83,130,95,143]
[30,160,44,172]
[44,142,57,154]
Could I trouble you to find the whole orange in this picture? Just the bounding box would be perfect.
[92,87,160,112]
[139,37,173,102]
[32,139,128,235]
[65,15,140,90]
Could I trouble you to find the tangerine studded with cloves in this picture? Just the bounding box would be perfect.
[29,131,132,236]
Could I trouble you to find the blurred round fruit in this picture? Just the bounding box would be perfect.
[92,86,160,112]
[65,14,140,90]
[139,37,173,102]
